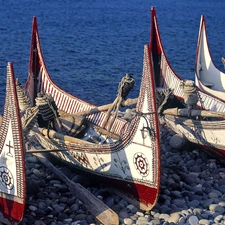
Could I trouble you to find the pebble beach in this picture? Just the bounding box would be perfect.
[18,122,225,225]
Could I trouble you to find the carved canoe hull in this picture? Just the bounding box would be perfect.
[150,6,225,113]
[150,7,225,163]
[195,15,225,101]
[23,17,161,210]
[0,63,26,224]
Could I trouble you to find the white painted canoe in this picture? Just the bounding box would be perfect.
[195,15,225,101]
[150,6,225,163]
[150,6,225,113]
[22,16,161,211]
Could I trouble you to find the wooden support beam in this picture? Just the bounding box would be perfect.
[58,97,138,117]
[32,127,92,145]
[163,107,225,118]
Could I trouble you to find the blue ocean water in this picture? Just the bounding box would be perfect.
[0,0,225,111]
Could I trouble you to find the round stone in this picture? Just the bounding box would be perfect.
[188,215,199,225]
[169,134,188,149]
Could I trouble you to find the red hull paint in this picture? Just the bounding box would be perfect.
[0,197,24,224]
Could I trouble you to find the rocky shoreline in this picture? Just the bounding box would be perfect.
[19,123,225,225]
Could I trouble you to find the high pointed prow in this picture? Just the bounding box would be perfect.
[27,16,46,106]
[0,62,26,224]
[195,14,225,101]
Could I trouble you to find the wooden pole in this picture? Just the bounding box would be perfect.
[58,97,138,117]
[102,96,120,130]
[106,96,123,132]
[32,127,92,145]
[31,151,119,225]
[163,107,225,118]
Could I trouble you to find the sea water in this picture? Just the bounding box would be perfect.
[0,0,225,111]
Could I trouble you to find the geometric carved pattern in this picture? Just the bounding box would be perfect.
[0,166,14,190]
[134,153,149,177]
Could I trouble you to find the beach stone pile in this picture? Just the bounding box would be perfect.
[20,123,225,225]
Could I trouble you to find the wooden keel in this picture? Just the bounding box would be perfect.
[32,151,119,225]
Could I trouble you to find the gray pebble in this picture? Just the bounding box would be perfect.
[119,211,130,219]
[167,212,180,223]
[188,215,199,225]
[209,204,225,213]
[137,216,149,222]
[199,219,210,225]
[214,214,223,223]
[28,205,37,211]
[123,218,134,225]
[159,213,170,220]
[26,156,39,163]
[136,211,144,217]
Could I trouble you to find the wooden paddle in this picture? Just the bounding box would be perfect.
[30,150,119,225]
[163,107,225,118]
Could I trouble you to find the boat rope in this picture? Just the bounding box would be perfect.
[102,73,135,133]
[180,80,206,114]
[21,106,39,132]
[180,80,198,117]
[140,114,156,141]
[35,93,57,121]
[117,73,135,99]
[156,88,174,114]
[16,79,31,112]
[35,92,63,133]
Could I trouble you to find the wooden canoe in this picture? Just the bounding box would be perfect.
[162,111,225,164]
[150,7,225,163]
[150,6,225,113]
[195,15,225,101]
[21,16,161,211]
[0,63,26,224]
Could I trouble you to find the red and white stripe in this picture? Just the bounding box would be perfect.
[160,53,225,112]
[33,65,128,135]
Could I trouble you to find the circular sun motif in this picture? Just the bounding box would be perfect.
[0,166,14,190]
[134,153,149,177]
